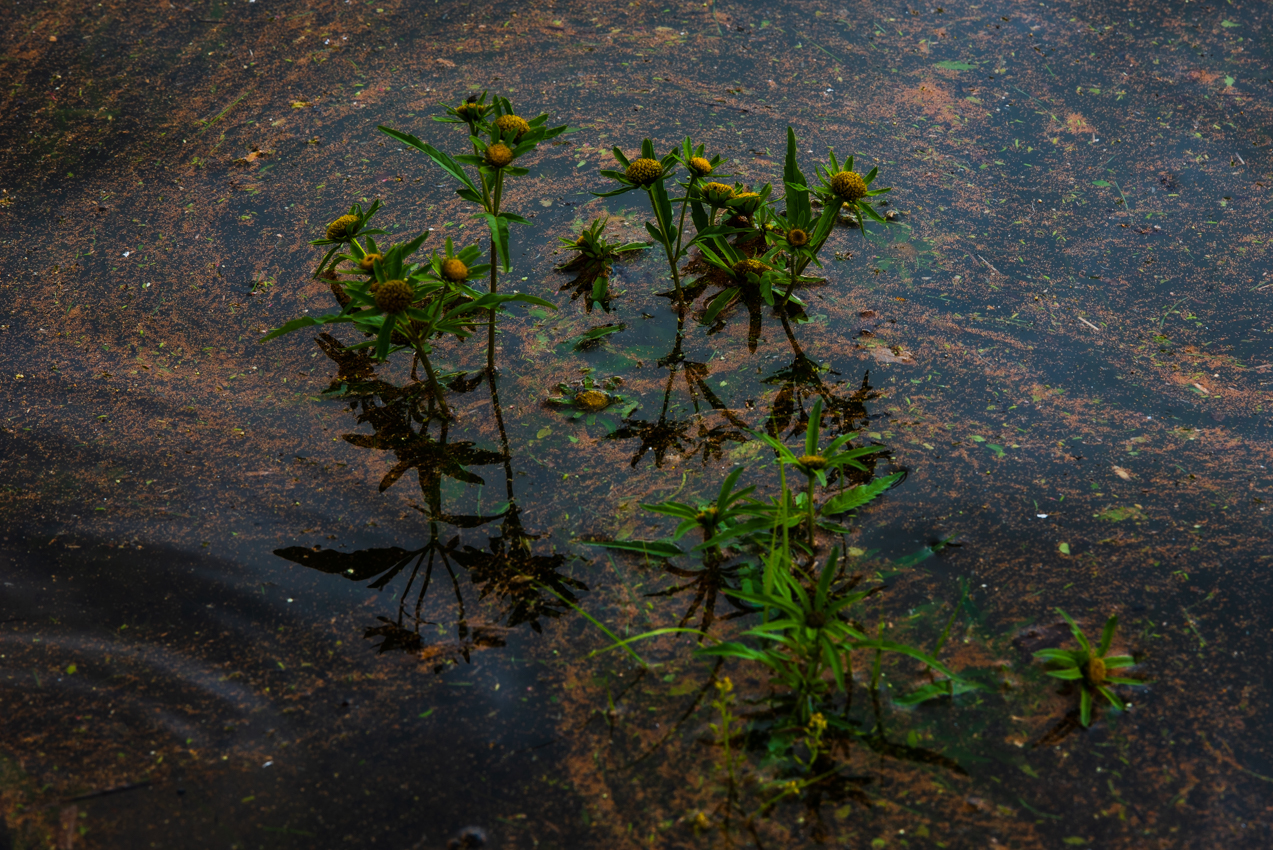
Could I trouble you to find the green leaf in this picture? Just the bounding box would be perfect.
[822,472,903,515]
[374,315,395,360]
[1079,688,1093,727]
[934,60,976,70]
[703,287,738,325]
[1033,648,1079,664]
[378,126,479,194]
[479,212,512,272]
[1098,615,1118,655]
[589,539,685,559]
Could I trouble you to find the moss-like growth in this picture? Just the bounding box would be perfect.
[625,158,663,186]
[495,114,531,140]
[440,257,469,282]
[830,170,868,202]
[374,279,414,313]
[688,156,713,177]
[326,214,360,241]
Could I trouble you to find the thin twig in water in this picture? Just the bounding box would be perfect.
[1077,316,1101,332]
[68,780,152,802]
[977,254,1001,276]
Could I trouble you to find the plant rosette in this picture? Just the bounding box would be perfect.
[544,375,637,428]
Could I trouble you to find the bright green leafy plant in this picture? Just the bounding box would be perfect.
[1035,608,1144,727]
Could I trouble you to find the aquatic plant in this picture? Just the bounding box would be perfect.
[379,95,568,372]
[814,148,892,240]
[556,216,648,309]
[310,200,386,277]
[1034,609,1145,727]
[266,230,551,417]
[544,374,637,428]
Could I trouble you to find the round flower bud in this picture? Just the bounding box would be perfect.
[687,156,713,177]
[830,170,868,202]
[625,157,663,186]
[374,279,414,313]
[357,252,383,274]
[440,257,469,282]
[700,182,735,205]
[326,214,360,241]
[576,390,610,411]
[731,259,770,280]
[486,143,514,169]
[786,228,810,248]
[495,114,531,140]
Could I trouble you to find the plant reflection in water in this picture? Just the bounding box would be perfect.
[276,335,585,670]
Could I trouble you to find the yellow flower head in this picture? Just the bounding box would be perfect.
[701,182,735,205]
[455,99,488,121]
[715,676,734,694]
[374,279,414,313]
[687,156,713,177]
[357,252,383,273]
[731,258,770,280]
[787,228,810,248]
[830,170,868,202]
[1085,656,1107,686]
[326,214,360,241]
[784,780,800,795]
[808,712,827,733]
[797,454,827,470]
[695,506,719,525]
[495,114,531,140]
[576,389,610,411]
[625,157,663,186]
[486,143,515,168]
[728,191,764,214]
[440,257,469,282]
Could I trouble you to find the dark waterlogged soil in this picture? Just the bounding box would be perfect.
[1,0,1271,847]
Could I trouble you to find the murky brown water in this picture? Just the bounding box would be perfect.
[1,0,1271,847]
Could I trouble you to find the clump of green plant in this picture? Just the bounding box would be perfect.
[598,138,732,305]
[556,216,648,310]
[379,94,568,372]
[544,374,637,428]
[1035,609,1145,727]
[310,200,387,277]
[265,226,551,418]
[814,148,892,239]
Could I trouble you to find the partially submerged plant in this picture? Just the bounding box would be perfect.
[311,201,386,277]
[814,148,892,240]
[545,374,637,428]
[1035,609,1144,727]
[556,216,648,310]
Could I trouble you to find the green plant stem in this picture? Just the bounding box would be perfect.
[487,171,505,374]
[403,324,451,419]
[646,186,685,305]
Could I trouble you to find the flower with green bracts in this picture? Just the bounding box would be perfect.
[544,374,637,428]
[597,140,679,196]
[813,149,892,240]
[672,138,724,182]
[696,236,788,325]
[725,183,771,216]
[1034,609,1146,727]
[557,216,649,266]
[265,223,555,419]
[310,200,387,277]
[434,91,493,130]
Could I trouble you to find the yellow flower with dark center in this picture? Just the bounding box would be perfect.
[700,182,735,205]
[625,157,663,186]
[687,156,713,177]
[731,258,770,279]
[576,389,610,411]
[1085,656,1107,686]
[486,143,515,168]
[357,252,383,273]
[830,170,868,202]
[797,453,828,470]
[326,214,359,241]
[374,279,414,313]
[440,257,469,282]
[787,228,810,247]
[495,114,531,140]
[695,506,719,525]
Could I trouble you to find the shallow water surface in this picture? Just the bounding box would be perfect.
[1,0,1271,847]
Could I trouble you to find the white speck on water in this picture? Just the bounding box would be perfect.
[1036,513,1049,519]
